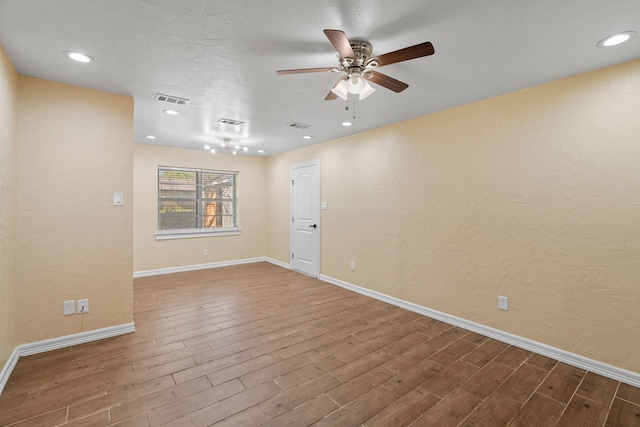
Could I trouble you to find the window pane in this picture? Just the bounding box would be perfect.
[158,200,197,230]
[158,167,238,233]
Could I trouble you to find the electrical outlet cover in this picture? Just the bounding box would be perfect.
[78,299,89,314]
[498,296,509,311]
[63,300,75,316]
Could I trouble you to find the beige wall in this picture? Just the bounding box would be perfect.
[133,144,267,273]
[17,76,134,343]
[0,46,18,368]
[267,59,640,373]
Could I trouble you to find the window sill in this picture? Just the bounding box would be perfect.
[155,228,241,240]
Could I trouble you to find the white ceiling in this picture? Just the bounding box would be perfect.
[1,0,639,156]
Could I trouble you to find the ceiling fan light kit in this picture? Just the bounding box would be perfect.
[205,138,248,155]
[277,29,435,103]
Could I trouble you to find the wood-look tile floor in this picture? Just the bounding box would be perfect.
[1,263,639,426]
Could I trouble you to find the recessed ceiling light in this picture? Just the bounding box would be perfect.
[302,135,312,139]
[64,51,94,63]
[342,121,353,127]
[146,135,156,140]
[597,31,636,47]
[258,149,265,153]
[164,109,180,115]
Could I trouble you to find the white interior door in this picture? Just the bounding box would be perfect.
[290,161,319,277]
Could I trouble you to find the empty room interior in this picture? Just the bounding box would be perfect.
[1,1,640,426]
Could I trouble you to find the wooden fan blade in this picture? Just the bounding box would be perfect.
[369,41,434,67]
[324,76,347,100]
[277,67,340,75]
[364,70,409,93]
[323,29,354,59]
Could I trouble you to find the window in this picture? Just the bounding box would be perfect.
[157,166,239,238]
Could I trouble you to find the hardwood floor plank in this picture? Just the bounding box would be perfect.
[461,338,508,368]
[212,405,269,427]
[239,354,311,389]
[172,351,252,384]
[110,413,150,427]
[3,407,66,427]
[131,342,210,372]
[147,379,246,426]
[458,391,522,427]
[193,337,264,365]
[261,394,339,427]
[384,357,443,396]
[384,343,438,374]
[429,338,478,367]
[617,382,640,405]
[506,392,565,426]
[316,386,398,427]
[576,371,619,405]
[421,360,479,399]
[557,394,610,427]
[326,365,397,406]
[537,362,586,404]
[331,352,392,383]
[273,355,344,391]
[495,362,548,404]
[63,410,109,427]
[189,381,282,426]
[363,387,440,427]
[109,376,212,424]
[260,373,341,418]
[525,352,558,371]
[604,398,640,427]
[493,345,531,368]
[412,388,481,427]
[67,374,175,421]
[206,353,283,387]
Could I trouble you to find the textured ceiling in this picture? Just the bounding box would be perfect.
[1,0,639,156]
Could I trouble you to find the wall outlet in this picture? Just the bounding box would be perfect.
[78,299,89,314]
[498,296,509,311]
[350,261,356,271]
[202,249,208,256]
[63,300,75,316]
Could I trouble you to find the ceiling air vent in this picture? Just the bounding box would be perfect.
[155,93,188,106]
[217,118,245,126]
[288,122,311,129]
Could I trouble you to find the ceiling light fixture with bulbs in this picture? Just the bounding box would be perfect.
[204,138,249,155]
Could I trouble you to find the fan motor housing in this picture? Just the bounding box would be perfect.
[348,40,372,67]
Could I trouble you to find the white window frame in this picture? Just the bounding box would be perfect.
[155,166,240,240]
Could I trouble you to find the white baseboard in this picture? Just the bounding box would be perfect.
[320,274,640,389]
[0,322,135,396]
[133,257,269,278]
[0,347,19,396]
[265,257,291,270]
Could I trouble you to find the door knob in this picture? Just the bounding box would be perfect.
[309,224,317,228]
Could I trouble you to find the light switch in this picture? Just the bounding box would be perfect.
[113,192,124,206]
[321,201,328,210]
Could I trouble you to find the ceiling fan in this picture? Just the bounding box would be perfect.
[277,29,435,101]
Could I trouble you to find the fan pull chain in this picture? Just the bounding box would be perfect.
[352,96,356,120]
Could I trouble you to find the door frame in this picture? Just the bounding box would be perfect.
[290,159,320,277]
